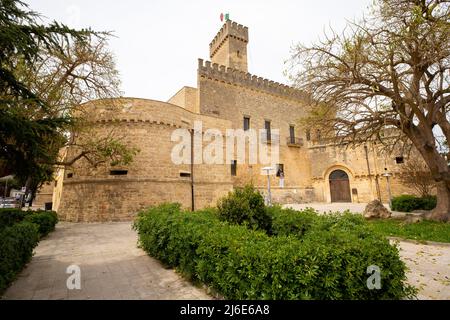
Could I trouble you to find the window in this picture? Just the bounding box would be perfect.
[231,160,237,176]
[110,170,128,176]
[306,129,311,141]
[237,50,240,57]
[243,117,250,131]
[289,125,295,144]
[265,120,271,142]
[67,173,73,178]
[395,156,404,164]
[276,164,284,177]
[180,172,191,178]
[316,129,321,141]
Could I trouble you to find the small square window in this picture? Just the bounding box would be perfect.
[276,164,284,177]
[67,173,73,178]
[243,117,250,131]
[110,170,128,176]
[265,121,271,142]
[231,160,237,176]
[395,157,404,164]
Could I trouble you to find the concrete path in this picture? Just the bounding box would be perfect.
[1,222,211,300]
[395,240,450,300]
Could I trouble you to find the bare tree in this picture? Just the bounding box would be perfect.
[287,0,450,221]
[399,157,436,197]
[18,36,138,170]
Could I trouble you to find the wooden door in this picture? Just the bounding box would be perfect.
[329,170,351,203]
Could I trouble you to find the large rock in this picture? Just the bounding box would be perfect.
[363,200,391,219]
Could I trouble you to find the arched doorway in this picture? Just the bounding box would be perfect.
[329,170,351,203]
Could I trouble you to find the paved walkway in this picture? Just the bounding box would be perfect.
[1,222,211,300]
[396,240,450,300]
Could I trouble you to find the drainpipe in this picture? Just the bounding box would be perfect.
[190,129,195,211]
[371,144,382,201]
[364,145,375,200]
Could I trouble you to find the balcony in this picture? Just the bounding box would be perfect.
[287,137,304,148]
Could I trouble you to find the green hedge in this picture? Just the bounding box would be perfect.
[0,209,58,237]
[134,204,416,300]
[217,185,272,233]
[0,209,32,229]
[0,208,58,293]
[391,195,437,212]
[24,211,58,237]
[0,222,39,292]
[268,206,317,237]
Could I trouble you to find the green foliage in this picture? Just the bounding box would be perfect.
[368,219,450,243]
[24,210,58,237]
[391,195,437,212]
[0,208,57,292]
[0,208,58,237]
[0,0,94,184]
[1,1,135,191]
[268,205,317,238]
[134,204,416,300]
[0,208,32,229]
[217,185,272,233]
[0,221,39,293]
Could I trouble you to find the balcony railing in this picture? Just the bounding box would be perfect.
[287,137,304,147]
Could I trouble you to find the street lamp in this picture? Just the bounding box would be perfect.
[382,171,393,209]
[262,166,275,206]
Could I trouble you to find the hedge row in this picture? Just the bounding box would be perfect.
[0,209,58,293]
[134,203,416,300]
[0,222,39,292]
[391,195,437,212]
[0,208,58,237]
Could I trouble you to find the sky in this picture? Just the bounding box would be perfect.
[27,0,373,102]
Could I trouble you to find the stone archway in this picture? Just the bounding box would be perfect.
[329,169,351,203]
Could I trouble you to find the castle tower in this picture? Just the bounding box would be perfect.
[209,20,248,72]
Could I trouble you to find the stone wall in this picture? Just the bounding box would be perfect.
[167,86,199,113]
[197,59,313,193]
[210,21,249,71]
[308,141,421,203]
[56,98,233,222]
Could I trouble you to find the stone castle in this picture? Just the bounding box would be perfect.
[36,21,417,221]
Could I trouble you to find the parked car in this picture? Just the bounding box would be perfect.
[0,197,21,208]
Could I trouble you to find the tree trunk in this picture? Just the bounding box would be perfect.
[425,180,450,222]
[407,127,450,222]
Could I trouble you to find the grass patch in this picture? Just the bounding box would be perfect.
[367,219,450,243]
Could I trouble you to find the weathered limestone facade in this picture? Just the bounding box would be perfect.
[43,20,418,222]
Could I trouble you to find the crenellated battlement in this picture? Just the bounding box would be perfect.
[198,58,308,101]
[209,20,248,59]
